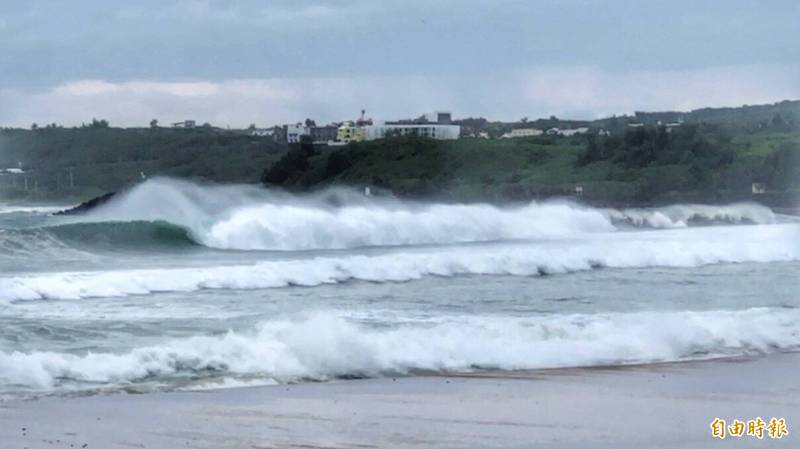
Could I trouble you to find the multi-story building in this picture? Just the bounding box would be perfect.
[337,122,367,143]
[284,124,309,143]
[310,126,339,144]
[363,111,460,141]
[364,123,460,140]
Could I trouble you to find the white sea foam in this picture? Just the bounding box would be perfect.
[1,223,797,302]
[0,205,67,215]
[70,177,776,251]
[605,204,777,229]
[0,308,797,390]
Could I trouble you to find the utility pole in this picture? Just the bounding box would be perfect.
[69,168,74,188]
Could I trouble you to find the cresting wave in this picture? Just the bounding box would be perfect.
[1,308,798,392]
[0,221,196,252]
[2,223,797,301]
[59,177,776,251]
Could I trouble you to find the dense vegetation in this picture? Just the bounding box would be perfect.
[263,123,799,205]
[0,126,284,201]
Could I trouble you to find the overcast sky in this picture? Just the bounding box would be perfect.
[1,0,798,127]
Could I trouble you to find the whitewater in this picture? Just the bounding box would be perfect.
[0,178,798,397]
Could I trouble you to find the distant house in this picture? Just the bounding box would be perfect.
[559,127,589,136]
[424,111,452,124]
[337,122,366,143]
[310,125,339,144]
[546,127,589,136]
[172,120,196,129]
[249,128,274,137]
[285,124,309,143]
[271,126,287,143]
[365,122,460,140]
[501,128,543,139]
[752,183,767,194]
[334,111,460,142]
[365,111,460,141]
[275,124,340,144]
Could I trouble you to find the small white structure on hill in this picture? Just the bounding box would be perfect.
[249,128,274,137]
[172,120,196,128]
[547,127,589,136]
[285,124,309,143]
[501,128,543,139]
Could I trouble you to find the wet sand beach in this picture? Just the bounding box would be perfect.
[1,352,798,449]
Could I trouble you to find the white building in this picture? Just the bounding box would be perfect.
[560,127,589,136]
[501,128,543,139]
[546,127,589,136]
[364,122,460,141]
[249,128,274,137]
[285,124,309,143]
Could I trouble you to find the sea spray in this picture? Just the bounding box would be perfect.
[59,177,778,251]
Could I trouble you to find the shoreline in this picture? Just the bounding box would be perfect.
[2,352,798,448]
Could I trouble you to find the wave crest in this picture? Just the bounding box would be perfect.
[63,178,778,251]
[1,309,797,392]
[2,223,796,301]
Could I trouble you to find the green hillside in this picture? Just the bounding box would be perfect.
[0,125,285,201]
[1,100,798,206]
[264,127,799,205]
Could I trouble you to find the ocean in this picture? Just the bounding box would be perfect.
[0,177,798,399]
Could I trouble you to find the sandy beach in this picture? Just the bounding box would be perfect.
[1,352,797,449]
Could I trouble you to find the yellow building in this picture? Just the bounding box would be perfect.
[337,123,366,143]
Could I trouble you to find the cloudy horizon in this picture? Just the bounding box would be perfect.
[1,0,798,127]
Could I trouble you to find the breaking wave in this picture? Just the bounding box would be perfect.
[2,223,797,301]
[1,308,798,392]
[0,221,196,253]
[54,177,777,251]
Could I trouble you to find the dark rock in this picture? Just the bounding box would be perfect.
[55,191,117,215]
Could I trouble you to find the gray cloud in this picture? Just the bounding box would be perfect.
[2,64,797,128]
[0,0,797,124]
